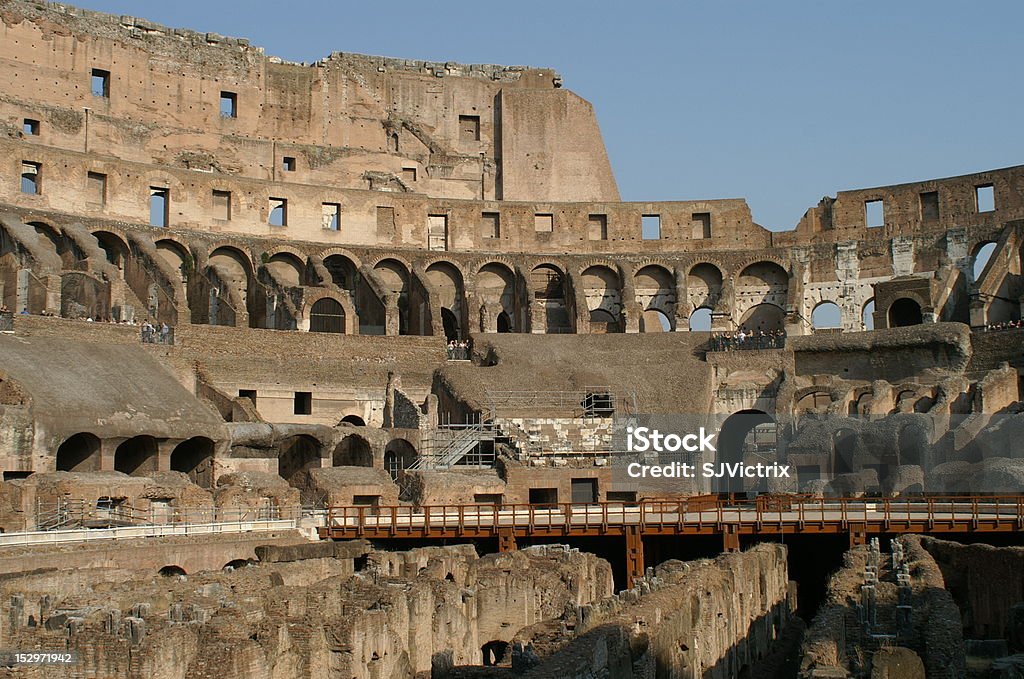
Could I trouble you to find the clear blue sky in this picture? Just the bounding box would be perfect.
[74,1,1024,231]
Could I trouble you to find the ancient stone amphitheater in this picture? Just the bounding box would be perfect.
[0,2,1022,677]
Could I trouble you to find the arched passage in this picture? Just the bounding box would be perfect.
[739,303,785,333]
[530,265,570,334]
[340,414,366,427]
[55,432,101,472]
[972,241,997,282]
[207,246,253,327]
[159,565,187,577]
[440,308,460,342]
[738,261,788,310]
[384,439,417,480]
[265,253,305,288]
[687,263,723,309]
[170,437,214,488]
[114,436,158,476]
[812,301,841,330]
[374,259,411,335]
[581,265,622,333]
[888,298,922,327]
[634,265,675,328]
[862,299,875,330]
[497,311,512,333]
[93,231,130,277]
[689,307,713,332]
[310,297,346,333]
[156,239,190,282]
[278,435,322,483]
[478,263,516,332]
[482,640,511,667]
[333,434,373,467]
[426,262,465,339]
[716,410,775,494]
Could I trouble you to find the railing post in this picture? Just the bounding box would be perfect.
[625,525,645,589]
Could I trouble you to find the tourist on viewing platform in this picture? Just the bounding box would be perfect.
[984,320,1023,332]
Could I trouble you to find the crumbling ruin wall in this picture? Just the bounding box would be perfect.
[514,544,791,679]
[919,536,1024,643]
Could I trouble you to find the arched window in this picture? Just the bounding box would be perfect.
[888,298,922,327]
[310,298,345,333]
[812,301,841,330]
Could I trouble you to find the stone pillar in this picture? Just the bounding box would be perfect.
[384,294,400,336]
[674,266,691,331]
[99,439,117,471]
[498,527,517,552]
[157,440,176,472]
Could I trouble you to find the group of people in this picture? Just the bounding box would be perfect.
[446,338,472,360]
[983,319,1023,332]
[709,328,786,352]
[141,320,173,344]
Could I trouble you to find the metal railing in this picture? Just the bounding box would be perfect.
[322,495,1024,535]
[0,311,12,331]
[707,333,786,352]
[35,498,295,531]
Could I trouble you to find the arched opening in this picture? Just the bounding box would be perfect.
[384,439,417,481]
[158,565,187,577]
[972,242,997,283]
[440,308,460,341]
[278,435,322,483]
[849,392,872,416]
[497,311,512,333]
[223,559,253,571]
[389,133,399,153]
[340,414,366,427]
[833,429,858,476]
[114,436,158,476]
[156,239,190,282]
[796,390,831,415]
[862,299,875,330]
[427,262,465,339]
[56,433,101,472]
[265,253,305,288]
[333,435,373,467]
[482,640,510,667]
[888,298,922,327]
[374,259,411,335]
[739,303,785,333]
[93,231,130,278]
[716,410,775,494]
[687,263,724,309]
[530,265,570,334]
[30,222,68,267]
[582,265,622,333]
[310,298,346,333]
[634,265,675,328]
[812,301,841,330]
[689,307,713,332]
[207,246,253,327]
[478,263,516,332]
[640,308,672,332]
[738,261,788,310]
[170,437,214,488]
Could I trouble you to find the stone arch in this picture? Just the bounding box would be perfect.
[278,435,322,483]
[114,435,159,476]
[322,252,361,291]
[477,262,516,331]
[888,298,923,327]
[861,299,875,330]
[28,221,70,268]
[309,297,346,333]
[689,307,713,331]
[333,434,373,467]
[736,261,789,316]
[340,414,366,426]
[530,264,570,334]
[811,301,841,330]
[155,238,191,283]
[971,241,997,282]
[159,565,187,577]
[264,252,306,288]
[640,308,672,332]
[92,230,130,277]
[426,261,466,339]
[384,438,418,480]
[795,389,831,414]
[170,436,215,488]
[55,432,101,472]
[739,303,786,333]
[581,265,622,333]
[482,640,511,667]
[687,262,724,309]
[374,258,411,335]
[717,410,776,494]
[634,264,675,329]
[207,245,255,327]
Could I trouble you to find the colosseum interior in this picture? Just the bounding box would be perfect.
[0,1,1022,677]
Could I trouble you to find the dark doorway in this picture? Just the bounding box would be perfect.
[56,433,101,472]
[888,298,923,327]
[570,478,598,503]
[170,437,215,487]
[114,436,159,476]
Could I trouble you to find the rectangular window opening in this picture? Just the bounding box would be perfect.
[691,212,711,239]
[976,184,995,213]
[642,214,661,240]
[459,115,481,142]
[534,213,553,233]
[219,91,237,118]
[212,190,232,221]
[401,167,417,183]
[919,191,939,221]
[87,171,107,207]
[91,68,110,98]
[322,202,341,231]
[238,389,257,408]
[269,198,287,226]
[428,214,448,251]
[20,161,40,195]
[474,494,503,505]
[282,156,296,172]
[481,212,500,239]
[149,187,169,227]
[293,391,312,415]
[588,214,607,241]
[865,199,884,228]
[23,119,39,136]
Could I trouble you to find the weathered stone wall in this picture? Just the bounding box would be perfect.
[513,544,791,679]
